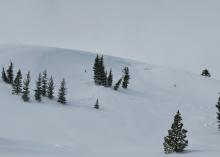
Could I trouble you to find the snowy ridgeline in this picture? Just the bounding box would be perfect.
[0,45,220,157]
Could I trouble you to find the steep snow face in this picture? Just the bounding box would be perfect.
[0,45,220,157]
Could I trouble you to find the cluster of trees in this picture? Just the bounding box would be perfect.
[34,70,67,104]
[9,59,220,154]
[93,55,130,91]
[1,62,67,104]
[93,55,112,87]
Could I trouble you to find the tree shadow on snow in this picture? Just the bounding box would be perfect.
[178,149,207,154]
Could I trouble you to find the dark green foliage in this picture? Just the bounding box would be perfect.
[122,67,130,89]
[216,96,220,121]
[99,55,107,86]
[6,62,14,84]
[34,73,42,102]
[93,55,100,85]
[201,69,211,77]
[12,69,22,95]
[2,67,8,83]
[58,78,67,104]
[103,70,108,87]
[94,99,99,109]
[47,76,55,99]
[163,110,188,154]
[93,55,108,86]
[114,78,122,91]
[216,96,220,130]
[42,70,48,96]
[22,71,31,102]
[107,69,113,87]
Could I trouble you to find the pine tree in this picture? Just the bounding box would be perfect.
[103,70,108,87]
[22,71,31,102]
[114,78,122,91]
[7,62,14,84]
[2,67,8,83]
[57,78,67,104]
[107,69,113,87]
[34,73,42,102]
[216,96,220,130]
[12,69,22,95]
[93,55,100,85]
[47,76,55,99]
[94,99,99,109]
[42,70,48,96]
[122,67,130,89]
[163,110,188,154]
[201,69,211,77]
[216,96,220,120]
[100,55,106,86]
[93,55,108,87]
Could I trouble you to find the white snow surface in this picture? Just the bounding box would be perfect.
[0,45,220,156]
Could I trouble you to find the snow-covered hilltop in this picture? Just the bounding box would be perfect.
[0,45,220,157]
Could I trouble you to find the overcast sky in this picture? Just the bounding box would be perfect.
[0,0,220,78]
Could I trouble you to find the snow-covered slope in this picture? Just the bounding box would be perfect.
[0,45,220,157]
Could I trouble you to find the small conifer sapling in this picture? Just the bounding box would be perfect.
[114,78,122,91]
[94,99,99,109]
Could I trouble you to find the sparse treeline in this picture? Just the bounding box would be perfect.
[1,62,67,104]
[93,55,130,91]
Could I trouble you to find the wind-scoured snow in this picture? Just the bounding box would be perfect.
[0,45,220,157]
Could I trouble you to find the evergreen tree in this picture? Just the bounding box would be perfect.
[93,55,108,87]
[114,78,122,91]
[12,69,22,95]
[94,99,99,109]
[122,67,130,89]
[201,69,211,77]
[216,97,220,120]
[107,69,113,87]
[2,67,8,83]
[57,78,67,104]
[163,110,188,154]
[216,96,220,130]
[6,62,14,84]
[42,70,48,96]
[22,71,31,102]
[47,76,55,99]
[103,70,108,87]
[93,55,100,85]
[34,73,42,102]
[100,55,106,86]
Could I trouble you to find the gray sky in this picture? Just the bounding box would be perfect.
[0,0,220,78]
